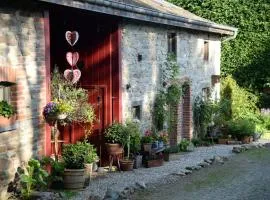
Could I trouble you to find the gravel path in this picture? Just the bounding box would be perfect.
[73,145,237,200]
[131,145,270,200]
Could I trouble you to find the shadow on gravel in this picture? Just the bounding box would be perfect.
[131,147,270,200]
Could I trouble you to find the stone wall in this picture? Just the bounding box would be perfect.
[121,22,221,136]
[0,9,47,199]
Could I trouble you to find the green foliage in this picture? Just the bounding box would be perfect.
[104,122,125,144]
[19,159,48,199]
[153,55,182,138]
[221,76,259,122]
[50,69,95,126]
[0,100,15,118]
[141,135,153,144]
[178,139,191,152]
[40,157,65,188]
[227,119,256,139]
[62,141,93,169]
[168,0,270,107]
[124,120,141,154]
[193,96,215,138]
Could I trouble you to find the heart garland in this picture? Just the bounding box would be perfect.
[64,30,81,84]
[64,69,81,84]
[65,31,79,46]
[66,52,79,67]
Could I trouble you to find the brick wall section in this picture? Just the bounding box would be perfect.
[181,84,192,140]
[0,9,46,199]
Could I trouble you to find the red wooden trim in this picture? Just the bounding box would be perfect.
[118,24,122,123]
[44,10,51,156]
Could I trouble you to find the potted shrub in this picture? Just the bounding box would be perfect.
[0,100,16,127]
[129,122,142,169]
[119,120,141,171]
[141,130,153,152]
[163,147,170,162]
[62,141,90,189]
[227,119,255,144]
[104,122,125,154]
[158,131,169,148]
[84,142,98,187]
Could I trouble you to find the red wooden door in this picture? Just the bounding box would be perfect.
[49,9,121,164]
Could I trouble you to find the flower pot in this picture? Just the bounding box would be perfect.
[0,115,16,128]
[84,163,93,187]
[143,143,152,152]
[120,159,134,171]
[152,141,158,149]
[158,141,164,148]
[133,155,143,169]
[242,136,253,144]
[163,153,170,162]
[146,159,163,168]
[45,115,57,126]
[218,138,228,145]
[63,168,85,189]
[105,143,121,154]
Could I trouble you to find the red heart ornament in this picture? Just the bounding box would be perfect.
[65,31,79,46]
[66,52,79,67]
[64,69,81,84]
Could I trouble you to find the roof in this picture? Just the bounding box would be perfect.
[38,0,238,36]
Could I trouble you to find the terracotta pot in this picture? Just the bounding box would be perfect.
[146,159,163,168]
[63,168,85,189]
[120,159,134,171]
[0,115,16,127]
[242,136,253,144]
[84,163,93,187]
[163,153,170,162]
[143,143,152,152]
[218,138,228,145]
[105,143,121,154]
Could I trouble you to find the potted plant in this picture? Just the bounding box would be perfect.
[119,120,141,171]
[129,121,142,169]
[104,122,125,154]
[227,119,255,144]
[84,142,98,187]
[158,131,169,148]
[62,141,90,189]
[141,130,153,152]
[163,147,170,162]
[0,100,16,127]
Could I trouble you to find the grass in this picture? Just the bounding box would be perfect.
[261,131,270,140]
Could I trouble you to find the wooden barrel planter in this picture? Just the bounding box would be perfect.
[105,143,121,154]
[120,159,134,171]
[63,169,85,189]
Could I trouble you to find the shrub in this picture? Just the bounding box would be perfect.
[104,122,125,144]
[62,141,91,169]
[178,139,191,152]
[124,120,141,154]
[227,119,256,140]
[0,100,15,118]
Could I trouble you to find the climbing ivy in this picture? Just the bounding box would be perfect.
[168,0,270,107]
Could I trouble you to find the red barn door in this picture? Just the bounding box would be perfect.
[49,8,121,164]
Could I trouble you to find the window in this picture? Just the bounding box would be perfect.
[132,105,141,120]
[202,87,210,101]
[168,33,177,55]
[0,86,11,102]
[204,41,209,61]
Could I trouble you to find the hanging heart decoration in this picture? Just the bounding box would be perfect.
[66,52,79,67]
[64,69,81,84]
[65,31,79,46]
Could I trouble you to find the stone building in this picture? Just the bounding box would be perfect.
[0,0,237,198]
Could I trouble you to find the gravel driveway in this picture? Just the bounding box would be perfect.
[74,145,236,199]
[131,146,270,200]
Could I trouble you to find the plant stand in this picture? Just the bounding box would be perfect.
[108,148,123,171]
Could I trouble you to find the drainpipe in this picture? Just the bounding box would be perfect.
[222,28,238,42]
